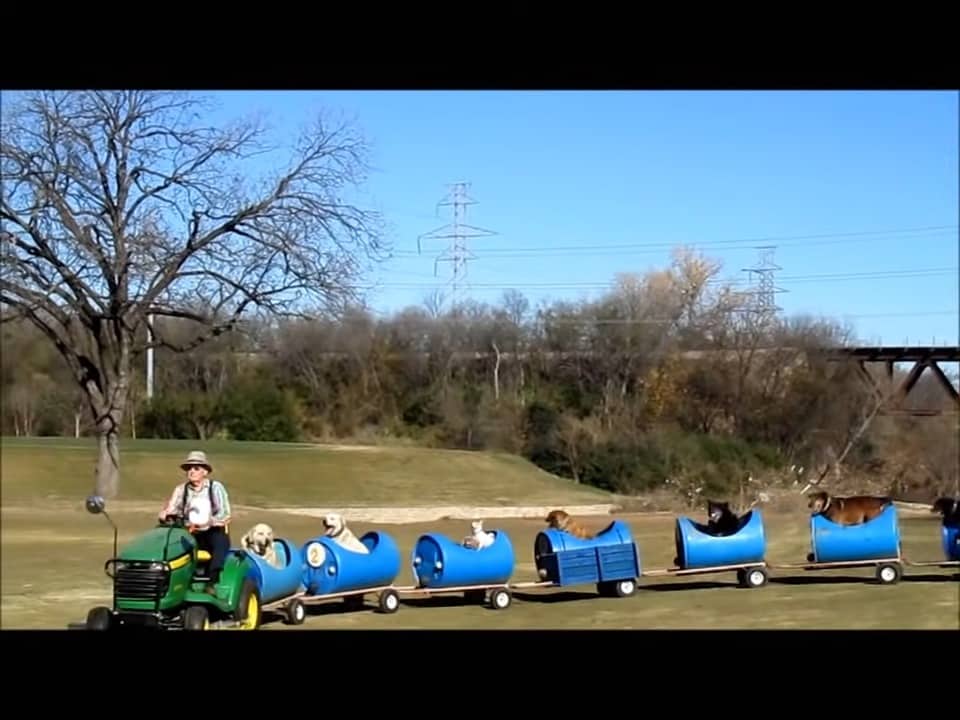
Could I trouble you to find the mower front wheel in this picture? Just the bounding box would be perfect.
[183,605,209,630]
[86,606,113,630]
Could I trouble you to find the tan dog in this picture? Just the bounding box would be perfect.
[322,513,369,554]
[544,509,595,539]
[807,491,891,526]
[241,523,283,569]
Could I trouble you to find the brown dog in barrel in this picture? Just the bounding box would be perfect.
[807,490,891,526]
[544,509,595,540]
[931,497,960,527]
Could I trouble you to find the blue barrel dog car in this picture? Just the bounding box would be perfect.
[243,537,308,625]
[406,529,516,610]
[670,509,769,588]
[301,530,403,613]
[942,524,960,563]
[808,503,903,584]
[533,519,640,597]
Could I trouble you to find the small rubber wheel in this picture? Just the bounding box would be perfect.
[876,563,901,585]
[86,606,112,631]
[183,605,209,630]
[378,588,400,614]
[614,579,637,597]
[489,588,512,610]
[743,567,768,589]
[285,598,306,625]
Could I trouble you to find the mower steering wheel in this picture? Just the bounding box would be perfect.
[159,515,186,529]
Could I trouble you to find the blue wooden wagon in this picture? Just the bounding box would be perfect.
[642,509,770,588]
[527,519,641,597]
[396,528,516,610]
[299,530,404,613]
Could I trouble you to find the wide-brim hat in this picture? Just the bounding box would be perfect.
[180,450,212,472]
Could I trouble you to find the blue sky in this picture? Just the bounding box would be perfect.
[203,89,958,346]
[7,90,959,345]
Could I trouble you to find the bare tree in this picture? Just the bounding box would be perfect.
[1,90,387,497]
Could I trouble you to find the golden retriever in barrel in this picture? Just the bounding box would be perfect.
[240,522,283,569]
[807,490,891,526]
[322,512,370,554]
[544,509,595,540]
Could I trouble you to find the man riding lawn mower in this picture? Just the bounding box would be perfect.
[83,451,262,631]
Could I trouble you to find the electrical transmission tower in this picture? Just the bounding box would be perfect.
[417,181,497,308]
[742,245,785,321]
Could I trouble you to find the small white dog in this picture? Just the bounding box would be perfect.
[462,519,495,550]
[322,513,369,554]
[240,522,283,569]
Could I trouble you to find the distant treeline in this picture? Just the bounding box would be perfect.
[3,250,956,500]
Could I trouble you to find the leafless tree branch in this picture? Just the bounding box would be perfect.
[0,90,388,496]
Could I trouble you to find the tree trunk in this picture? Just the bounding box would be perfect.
[95,421,122,499]
[492,341,501,402]
[86,351,132,499]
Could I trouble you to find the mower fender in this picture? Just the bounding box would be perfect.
[189,550,256,610]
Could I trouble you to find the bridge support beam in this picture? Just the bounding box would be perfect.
[829,346,959,417]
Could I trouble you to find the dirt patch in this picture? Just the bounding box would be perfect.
[3,587,111,607]
[310,444,387,453]
[265,504,622,524]
[1,531,108,544]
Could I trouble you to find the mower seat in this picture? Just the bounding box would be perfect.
[197,550,212,562]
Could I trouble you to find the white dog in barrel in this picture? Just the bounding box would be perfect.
[241,522,283,569]
[462,519,495,550]
[322,513,369,554]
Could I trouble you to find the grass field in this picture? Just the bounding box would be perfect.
[0,437,614,508]
[1,437,957,630]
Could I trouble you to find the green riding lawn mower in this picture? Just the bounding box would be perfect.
[83,495,263,630]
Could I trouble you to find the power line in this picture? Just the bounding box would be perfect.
[393,224,957,258]
[363,266,958,291]
[416,181,497,307]
[531,310,959,325]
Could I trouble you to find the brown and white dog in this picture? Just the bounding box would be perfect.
[544,509,595,539]
[322,512,369,554]
[241,522,283,569]
[931,497,960,527]
[807,490,891,526]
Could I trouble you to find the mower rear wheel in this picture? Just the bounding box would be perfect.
[233,578,262,630]
[86,606,112,630]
